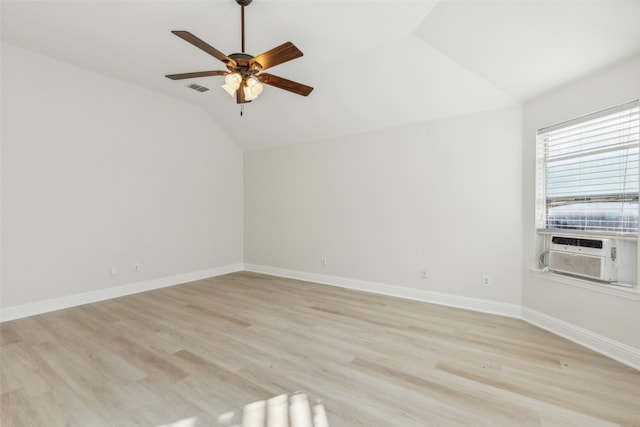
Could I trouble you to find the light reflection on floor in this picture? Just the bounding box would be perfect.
[156,392,329,427]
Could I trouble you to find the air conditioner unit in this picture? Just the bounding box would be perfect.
[549,235,617,282]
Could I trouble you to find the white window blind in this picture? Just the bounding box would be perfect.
[535,100,639,235]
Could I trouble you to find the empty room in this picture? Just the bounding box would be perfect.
[1,0,639,426]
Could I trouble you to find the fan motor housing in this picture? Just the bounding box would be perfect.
[227,52,262,75]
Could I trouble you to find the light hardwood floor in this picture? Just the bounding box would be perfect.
[1,272,639,426]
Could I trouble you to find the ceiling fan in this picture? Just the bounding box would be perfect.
[165,0,313,105]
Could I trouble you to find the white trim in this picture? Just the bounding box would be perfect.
[0,264,243,322]
[522,308,640,371]
[529,269,640,300]
[243,264,522,318]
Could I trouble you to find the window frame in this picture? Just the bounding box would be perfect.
[535,100,639,238]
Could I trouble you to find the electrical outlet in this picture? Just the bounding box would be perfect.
[482,275,491,287]
[110,266,118,277]
[420,269,427,279]
[133,263,141,273]
[321,257,327,266]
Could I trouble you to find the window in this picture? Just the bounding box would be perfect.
[536,101,639,236]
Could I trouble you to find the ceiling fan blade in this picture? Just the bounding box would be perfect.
[250,42,303,71]
[236,85,251,104]
[171,31,235,66]
[258,73,314,96]
[165,70,227,80]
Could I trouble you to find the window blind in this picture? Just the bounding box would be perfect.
[536,100,639,234]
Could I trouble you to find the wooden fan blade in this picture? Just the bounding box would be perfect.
[171,31,235,66]
[258,73,314,96]
[165,70,227,80]
[250,42,303,71]
[236,85,251,104]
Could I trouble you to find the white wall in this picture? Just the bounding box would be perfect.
[1,44,243,310]
[522,55,640,349]
[245,106,523,307]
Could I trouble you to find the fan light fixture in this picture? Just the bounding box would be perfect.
[222,73,263,101]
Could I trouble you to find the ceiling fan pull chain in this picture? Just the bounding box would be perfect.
[240,104,244,117]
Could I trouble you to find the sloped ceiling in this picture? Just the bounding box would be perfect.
[2,0,640,151]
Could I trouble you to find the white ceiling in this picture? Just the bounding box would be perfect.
[2,0,640,151]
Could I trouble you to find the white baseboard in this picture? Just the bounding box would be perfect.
[522,308,640,370]
[245,264,639,370]
[0,264,243,322]
[243,264,522,318]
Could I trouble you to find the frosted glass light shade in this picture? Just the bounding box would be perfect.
[224,73,242,89]
[222,72,242,96]
[222,84,236,97]
[244,77,264,101]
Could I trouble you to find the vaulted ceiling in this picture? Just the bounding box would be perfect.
[3,0,640,151]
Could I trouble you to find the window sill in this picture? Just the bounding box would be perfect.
[536,229,638,241]
[528,268,640,301]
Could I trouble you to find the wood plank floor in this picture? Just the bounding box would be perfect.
[1,272,639,426]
